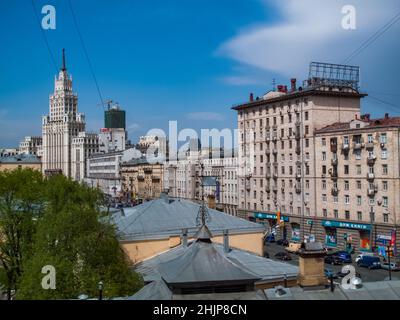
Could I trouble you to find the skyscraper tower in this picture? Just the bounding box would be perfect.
[42,49,86,177]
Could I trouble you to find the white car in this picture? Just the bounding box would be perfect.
[355,252,375,263]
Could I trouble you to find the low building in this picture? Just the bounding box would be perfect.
[0,154,42,172]
[120,157,164,202]
[0,148,18,157]
[110,195,266,263]
[18,136,42,155]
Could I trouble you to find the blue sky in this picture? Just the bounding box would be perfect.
[0,0,400,147]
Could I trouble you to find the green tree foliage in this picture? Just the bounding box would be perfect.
[0,169,142,299]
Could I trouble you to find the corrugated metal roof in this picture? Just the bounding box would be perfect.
[126,280,172,300]
[0,154,41,163]
[111,198,265,241]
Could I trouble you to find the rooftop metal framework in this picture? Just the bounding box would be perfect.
[307,62,360,90]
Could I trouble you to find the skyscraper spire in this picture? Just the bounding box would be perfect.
[61,48,66,71]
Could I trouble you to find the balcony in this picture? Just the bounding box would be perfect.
[137,175,145,181]
[367,173,375,181]
[272,173,278,180]
[295,130,301,140]
[331,187,339,196]
[272,134,278,141]
[330,170,338,180]
[367,155,377,166]
[265,149,270,155]
[272,185,278,193]
[353,142,363,150]
[272,148,278,154]
[365,142,374,150]
[331,158,338,166]
[330,143,338,153]
[341,143,350,152]
[295,145,301,155]
[295,173,301,181]
[265,185,271,192]
[151,175,160,181]
[295,186,301,194]
[367,186,378,197]
[265,172,271,179]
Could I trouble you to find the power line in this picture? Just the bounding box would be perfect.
[367,95,399,112]
[30,0,58,72]
[67,0,104,105]
[343,10,400,64]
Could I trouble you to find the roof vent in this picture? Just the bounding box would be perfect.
[274,285,288,297]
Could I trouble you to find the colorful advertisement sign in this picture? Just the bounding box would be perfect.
[321,220,371,231]
[254,212,289,222]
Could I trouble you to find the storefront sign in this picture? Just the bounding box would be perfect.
[254,212,289,222]
[321,220,371,231]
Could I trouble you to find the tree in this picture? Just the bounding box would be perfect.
[16,175,143,299]
[0,168,45,299]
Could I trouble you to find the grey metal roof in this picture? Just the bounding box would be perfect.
[265,280,400,300]
[126,280,172,300]
[158,240,261,285]
[134,241,298,283]
[0,154,41,163]
[111,197,265,241]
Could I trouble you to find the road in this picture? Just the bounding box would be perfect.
[264,242,399,283]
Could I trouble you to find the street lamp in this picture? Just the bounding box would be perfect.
[98,281,104,300]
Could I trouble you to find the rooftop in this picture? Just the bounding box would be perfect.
[0,154,41,164]
[110,197,265,241]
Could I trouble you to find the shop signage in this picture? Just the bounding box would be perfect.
[306,220,313,225]
[321,220,371,231]
[254,212,289,222]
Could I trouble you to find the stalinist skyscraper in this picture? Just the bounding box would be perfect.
[42,49,86,177]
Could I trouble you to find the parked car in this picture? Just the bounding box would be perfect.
[264,234,276,243]
[324,254,343,265]
[274,252,292,261]
[325,269,338,279]
[276,239,289,246]
[332,251,352,264]
[357,256,381,269]
[285,242,302,254]
[381,262,400,271]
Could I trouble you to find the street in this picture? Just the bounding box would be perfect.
[264,242,399,283]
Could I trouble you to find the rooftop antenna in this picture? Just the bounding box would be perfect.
[97,99,113,111]
[194,163,212,240]
[272,78,276,92]
[61,48,66,71]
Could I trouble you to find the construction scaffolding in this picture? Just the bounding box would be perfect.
[306,62,360,90]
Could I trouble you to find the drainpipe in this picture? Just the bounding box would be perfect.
[182,228,188,247]
[223,229,230,253]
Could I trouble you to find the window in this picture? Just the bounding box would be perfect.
[357,211,362,221]
[323,209,327,217]
[344,165,349,174]
[357,196,362,205]
[383,196,388,207]
[322,180,326,190]
[355,150,361,160]
[305,139,309,148]
[367,134,373,143]
[380,133,387,144]
[305,111,309,121]
[357,180,362,189]
[345,211,350,220]
[305,125,309,135]
[382,164,388,175]
[322,138,326,146]
[306,180,310,189]
[345,195,350,204]
[322,165,327,175]
[322,194,327,202]
[381,150,388,159]
[344,181,349,191]
[383,214,389,223]
[334,210,339,219]
[322,152,326,161]
[333,196,338,203]
[383,181,388,191]
[356,165,361,175]
[369,198,375,205]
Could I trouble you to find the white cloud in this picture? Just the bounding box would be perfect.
[186,112,225,121]
[218,0,399,78]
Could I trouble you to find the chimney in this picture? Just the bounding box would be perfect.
[385,113,389,119]
[290,78,297,92]
[223,229,230,253]
[297,242,327,288]
[182,228,188,247]
[355,114,358,119]
[250,93,254,102]
[277,85,284,92]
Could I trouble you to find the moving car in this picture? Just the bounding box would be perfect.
[357,256,381,269]
[332,251,352,264]
[264,234,276,243]
[274,252,292,261]
[324,254,343,265]
[381,262,400,271]
[285,242,302,254]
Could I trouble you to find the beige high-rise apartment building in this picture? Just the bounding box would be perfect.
[18,136,42,156]
[232,63,366,244]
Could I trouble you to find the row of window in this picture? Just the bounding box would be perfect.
[322,194,389,207]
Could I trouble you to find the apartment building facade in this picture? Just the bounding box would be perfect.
[313,114,400,253]
[232,78,365,243]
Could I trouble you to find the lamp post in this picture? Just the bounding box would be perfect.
[98,281,104,300]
